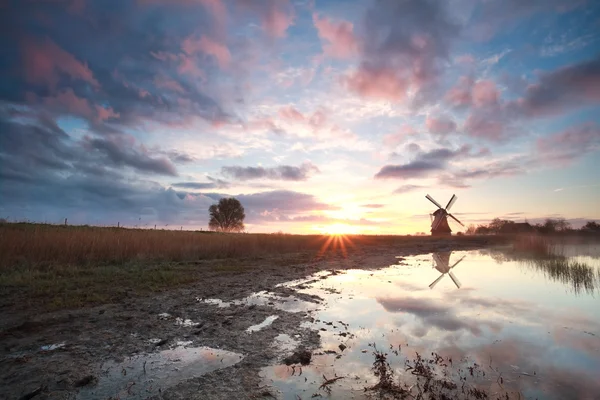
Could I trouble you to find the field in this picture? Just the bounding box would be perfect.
[3,223,599,399]
[0,222,500,311]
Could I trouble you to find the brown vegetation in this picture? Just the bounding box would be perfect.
[0,222,499,268]
[0,222,498,311]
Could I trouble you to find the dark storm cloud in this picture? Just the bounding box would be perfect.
[517,55,600,117]
[84,136,177,176]
[374,145,475,179]
[0,0,232,131]
[171,177,230,189]
[222,162,320,181]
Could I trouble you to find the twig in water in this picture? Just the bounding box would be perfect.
[319,375,344,393]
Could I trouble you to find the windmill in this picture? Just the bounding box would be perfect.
[425,194,464,235]
[429,252,465,289]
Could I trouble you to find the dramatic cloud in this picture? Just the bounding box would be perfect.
[21,37,99,89]
[517,55,600,116]
[344,0,460,103]
[83,136,178,176]
[222,162,320,181]
[375,145,477,179]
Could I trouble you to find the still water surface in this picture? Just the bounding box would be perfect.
[261,246,600,399]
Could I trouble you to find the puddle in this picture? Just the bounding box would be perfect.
[199,290,319,312]
[260,245,600,400]
[273,334,300,354]
[40,342,66,351]
[175,317,200,327]
[246,315,279,333]
[77,343,243,399]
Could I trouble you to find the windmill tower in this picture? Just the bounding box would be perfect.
[425,194,464,236]
[429,252,465,289]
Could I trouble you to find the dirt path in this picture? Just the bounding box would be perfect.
[0,237,497,400]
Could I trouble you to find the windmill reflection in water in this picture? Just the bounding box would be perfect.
[429,252,465,289]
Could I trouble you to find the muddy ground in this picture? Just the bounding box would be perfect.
[0,237,497,400]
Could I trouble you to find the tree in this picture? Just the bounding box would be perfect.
[540,218,570,233]
[208,198,245,232]
[583,221,600,232]
[466,224,477,235]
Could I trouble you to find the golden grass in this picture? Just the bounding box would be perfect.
[0,222,492,268]
[0,222,497,311]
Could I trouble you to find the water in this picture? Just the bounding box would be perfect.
[77,343,243,399]
[260,247,600,400]
[247,315,280,333]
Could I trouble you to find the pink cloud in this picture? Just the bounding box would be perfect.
[43,88,93,118]
[308,109,327,129]
[343,67,408,102]
[38,88,118,122]
[95,105,120,121]
[21,37,99,89]
[238,0,294,38]
[472,80,499,107]
[445,77,500,108]
[313,13,358,58]
[263,4,293,38]
[182,35,231,68]
[279,106,305,122]
[153,75,185,93]
[178,55,207,79]
[383,125,416,147]
[537,122,600,165]
[463,113,505,141]
[445,85,472,107]
[426,115,456,135]
[455,54,475,64]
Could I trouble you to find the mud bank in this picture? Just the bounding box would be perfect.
[0,237,497,399]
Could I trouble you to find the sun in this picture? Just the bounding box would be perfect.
[321,223,361,235]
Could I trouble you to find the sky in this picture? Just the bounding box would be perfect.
[0,0,599,234]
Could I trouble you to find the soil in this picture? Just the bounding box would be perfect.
[0,237,496,400]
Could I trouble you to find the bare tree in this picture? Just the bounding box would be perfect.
[208,198,245,232]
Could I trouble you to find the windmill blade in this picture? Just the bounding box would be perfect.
[425,194,444,209]
[445,194,457,211]
[448,213,464,226]
[449,255,465,269]
[448,271,462,289]
[429,273,446,289]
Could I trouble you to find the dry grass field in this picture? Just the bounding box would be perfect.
[0,222,501,310]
